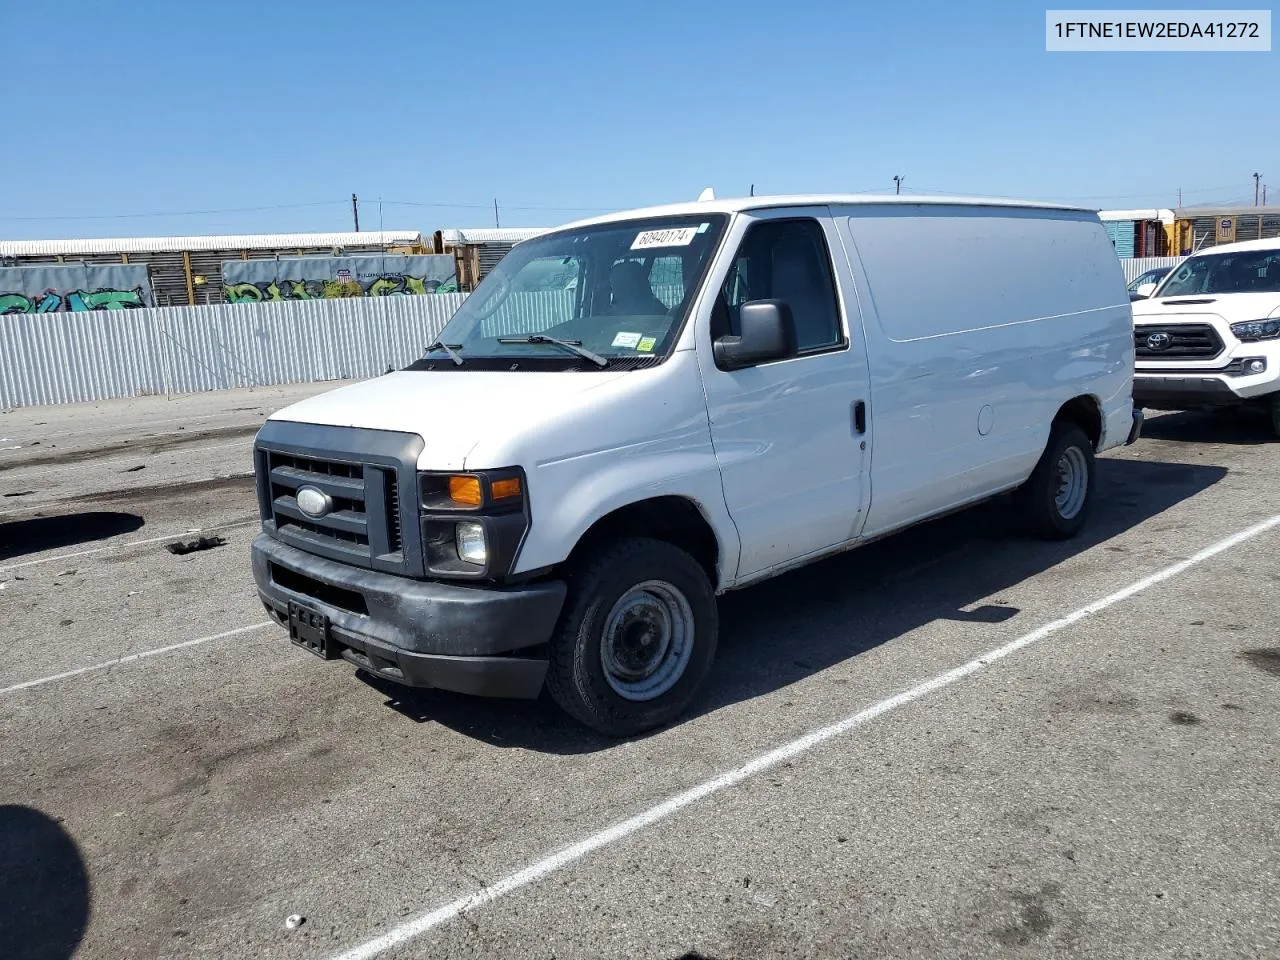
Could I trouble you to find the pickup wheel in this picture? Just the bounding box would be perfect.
[1015,422,1095,540]
[546,537,718,737]
[1270,394,1280,438]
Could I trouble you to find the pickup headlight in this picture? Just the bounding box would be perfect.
[418,468,528,579]
[1231,319,1280,341]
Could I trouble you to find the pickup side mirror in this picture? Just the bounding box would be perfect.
[713,299,798,370]
[1131,282,1157,300]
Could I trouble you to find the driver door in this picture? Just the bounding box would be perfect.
[696,208,871,580]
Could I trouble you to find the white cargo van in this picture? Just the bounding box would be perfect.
[1131,236,1280,435]
[251,195,1139,735]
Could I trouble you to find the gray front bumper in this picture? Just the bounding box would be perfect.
[1133,375,1242,409]
[252,534,567,698]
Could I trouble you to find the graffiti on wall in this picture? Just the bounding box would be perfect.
[0,288,147,314]
[0,264,154,314]
[221,255,458,304]
[224,274,449,303]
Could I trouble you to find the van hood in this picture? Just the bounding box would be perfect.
[267,369,631,470]
[1133,292,1280,322]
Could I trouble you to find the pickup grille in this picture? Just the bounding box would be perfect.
[263,450,403,569]
[1134,323,1223,360]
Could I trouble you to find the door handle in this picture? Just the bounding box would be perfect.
[852,400,866,435]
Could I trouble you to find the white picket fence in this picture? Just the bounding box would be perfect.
[0,259,1173,409]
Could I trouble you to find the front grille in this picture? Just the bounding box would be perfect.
[263,450,403,568]
[1134,323,1224,360]
[387,481,403,553]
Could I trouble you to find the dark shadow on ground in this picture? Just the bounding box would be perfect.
[1140,407,1275,445]
[0,512,144,561]
[0,806,90,960]
[357,457,1227,754]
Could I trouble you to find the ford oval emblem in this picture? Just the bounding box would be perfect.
[1146,332,1173,351]
[295,485,333,519]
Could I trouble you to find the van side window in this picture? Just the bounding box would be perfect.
[718,219,844,352]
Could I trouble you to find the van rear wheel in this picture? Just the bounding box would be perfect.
[1015,422,1095,540]
[546,537,718,737]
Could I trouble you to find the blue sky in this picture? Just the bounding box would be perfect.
[4,0,1275,239]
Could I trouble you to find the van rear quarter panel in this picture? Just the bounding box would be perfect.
[835,204,1131,537]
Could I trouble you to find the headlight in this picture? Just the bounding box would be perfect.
[1230,319,1280,341]
[455,522,487,564]
[421,471,524,510]
[418,468,528,579]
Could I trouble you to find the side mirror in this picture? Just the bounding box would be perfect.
[713,299,798,370]
[1132,282,1157,300]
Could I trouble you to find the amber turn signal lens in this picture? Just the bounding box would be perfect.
[490,477,522,501]
[447,475,483,506]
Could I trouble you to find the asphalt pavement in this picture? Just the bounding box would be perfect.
[1,388,1277,960]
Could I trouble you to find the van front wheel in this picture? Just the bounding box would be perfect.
[1015,422,1095,540]
[546,538,718,737]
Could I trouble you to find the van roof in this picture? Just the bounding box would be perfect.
[558,193,1091,230]
[1188,235,1280,255]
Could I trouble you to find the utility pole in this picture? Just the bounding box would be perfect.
[351,193,360,232]
[494,198,500,229]
[1264,184,1268,205]
[893,175,904,195]
[1177,187,1182,206]
[1254,172,1262,206]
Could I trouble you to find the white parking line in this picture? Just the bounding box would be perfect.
[0,622,274,695]
[0,518,258,574]
[328,511,1280,960]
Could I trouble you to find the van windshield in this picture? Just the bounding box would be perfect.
[1156,249,1280,297]
[421,215,728,369]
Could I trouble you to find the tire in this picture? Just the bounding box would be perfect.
[545,537,718,737]
[1270,394,1280,439]
[1014,422,1095,540]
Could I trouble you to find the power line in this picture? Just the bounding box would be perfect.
[901,183,1245,203]
[379,198,611,213]
[0,196,614,225]
[0,200,348,222]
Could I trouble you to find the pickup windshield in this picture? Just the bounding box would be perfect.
[1156,248,1280,297]
[423,215,729,369]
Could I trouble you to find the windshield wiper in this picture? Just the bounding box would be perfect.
[424,340,464,366]
[496,335,609,368]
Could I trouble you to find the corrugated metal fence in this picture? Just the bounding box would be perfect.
[0,294,468,409]
[1120,256,1183,283]
[1,259,1185,410]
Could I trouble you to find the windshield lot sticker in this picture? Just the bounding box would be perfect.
[636,336,657,352]
[611,331,642,348]
[632,227,698,250]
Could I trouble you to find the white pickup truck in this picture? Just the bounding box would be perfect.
[251,194,1139,735]
[1132,236,1280,435]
